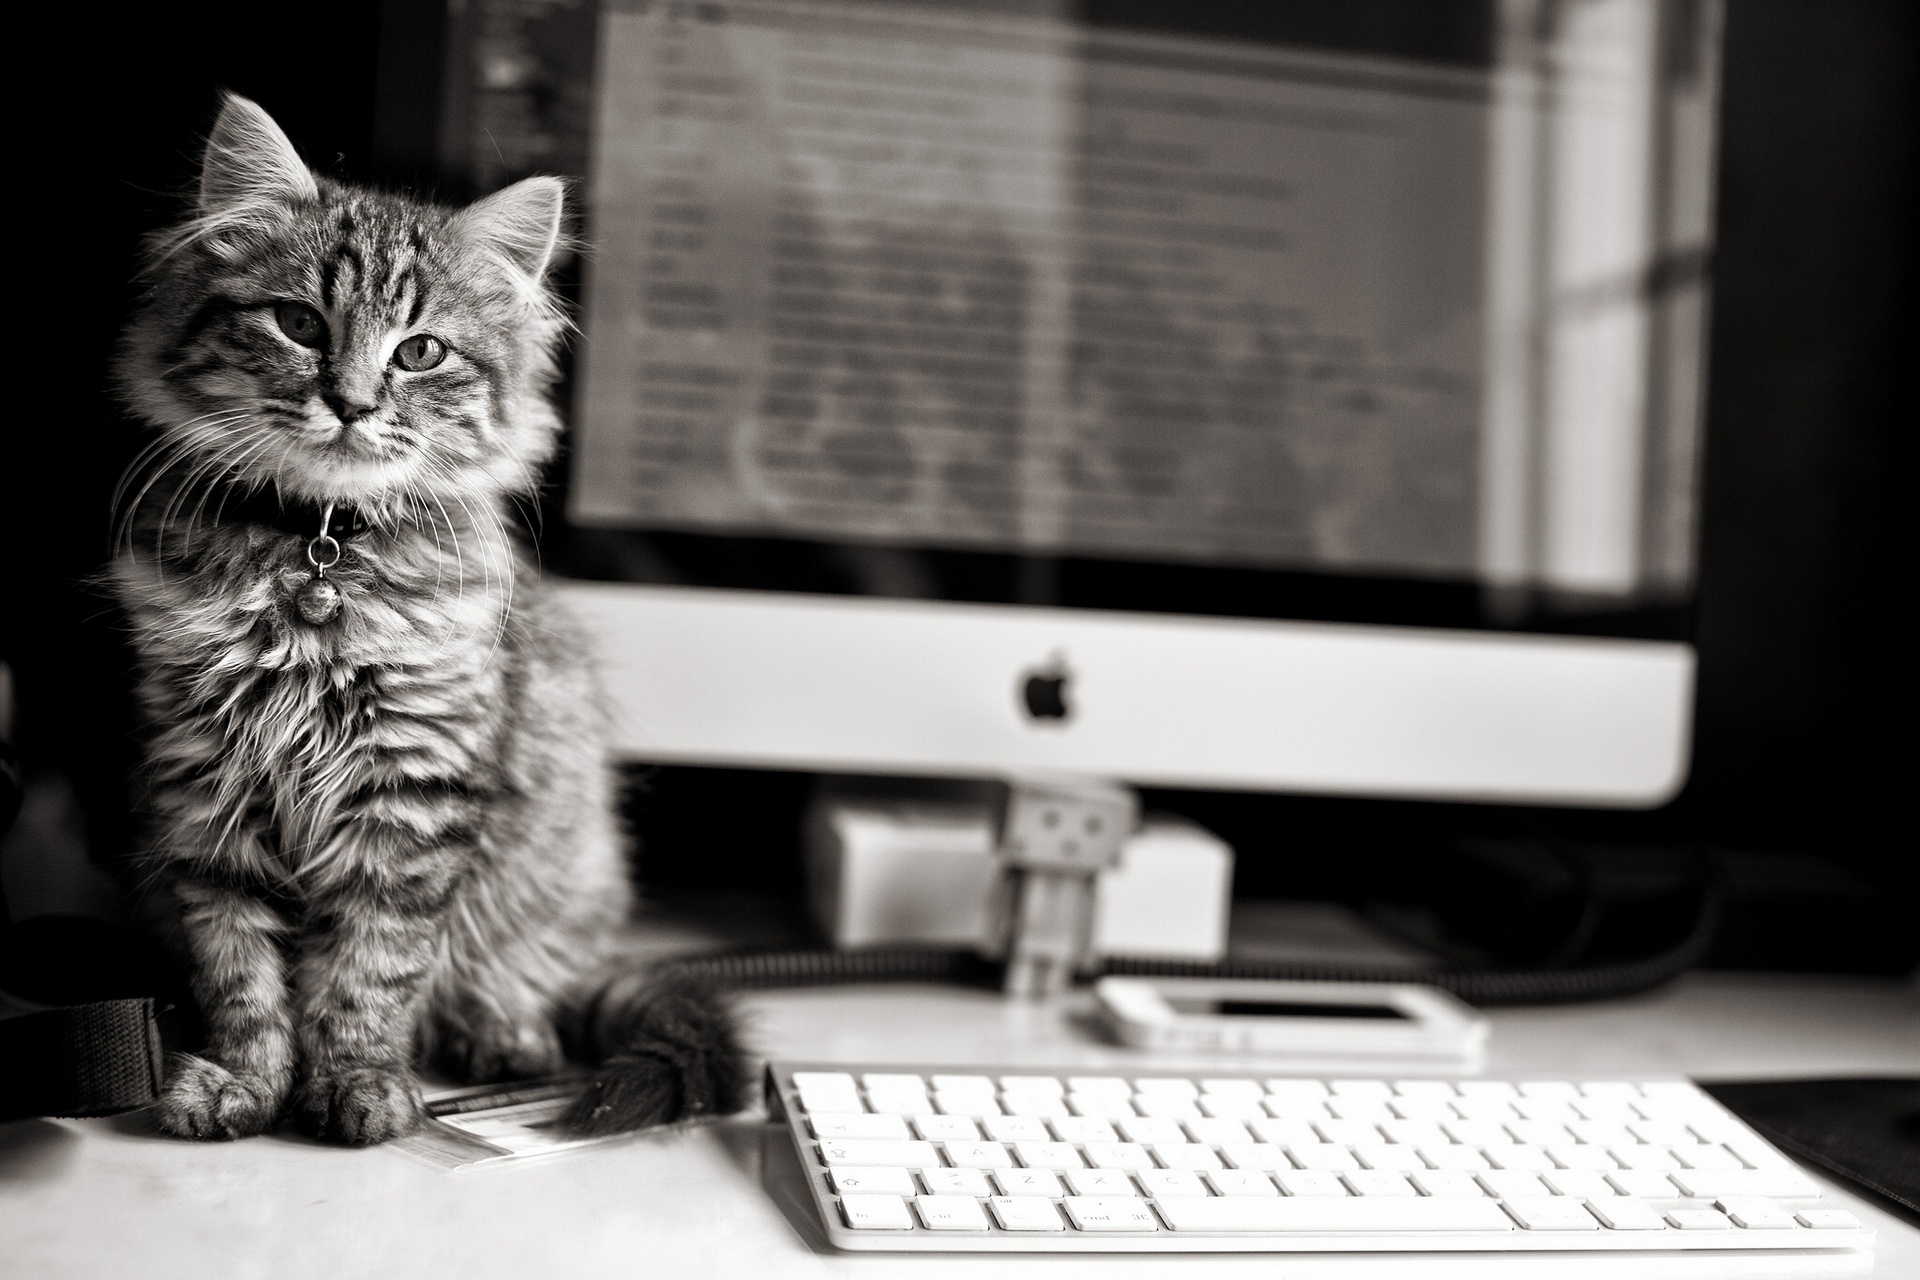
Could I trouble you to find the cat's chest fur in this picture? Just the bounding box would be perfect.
[117,520,517,886]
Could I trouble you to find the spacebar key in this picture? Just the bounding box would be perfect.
[1159,1198,1516,1233]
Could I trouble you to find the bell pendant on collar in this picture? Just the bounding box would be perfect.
[296,576,342,625]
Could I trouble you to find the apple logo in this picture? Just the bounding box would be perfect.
[1021,655,1071,722]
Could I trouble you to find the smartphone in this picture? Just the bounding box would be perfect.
[1092,977,1487,1062]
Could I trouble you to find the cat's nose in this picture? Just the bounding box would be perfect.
[322,391,379,424]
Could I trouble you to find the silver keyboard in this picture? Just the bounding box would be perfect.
[765,1063,1872,1253]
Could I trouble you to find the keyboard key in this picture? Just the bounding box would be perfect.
[1050,1116,1117,1144]
[791,1071,858,1091]
[914,1195,990,1231]
[1001,1075,1063,1094]
[1797,1210,1861,1230]
[819,1140,939,1167]
[1673,1144,1743,1170]
[1187,1118,1252,1147]
[1418,1144,1489,1171]
[1083,1142,1155,1170]
[863,1073,925,1090]
[1566,1121,1635,1147]
[919,1166,990,1196]
[1198,1095,1267,1120]
[935,1092,1000,1117]
[1249,1118,1319,1146]
[988,1196,1066,1231]
[1316,1119,1384,1146]
[1116,1115,1189,1145]
[1455,1081,1519,1100]
[1409,1170,1486,1197]
[1442,1120,1512,1147]
[981,1114,1051,1143]
[1393,1081,1458,1098]
[1133,1093,1199,1120]
[1203,1078,1265,1098]
[1507,1120,1571,1146]
[1151,1143,1223,1171]
[1666,1208,1733,1231]
[1512,1100,1575,1123]
[1451,1098,1518,1122]
[1716,1197,1796,1230]
[866,1089,932,1116]
[1546,1144,1617,1171]
[810,1113,910,1140]
[1666,1168,1818,1199]
[1062,1197,1160,1231]
[1263,1096,1332,1121]
[1587,1198,1666,1231]
[1503,1198,1600,1230]
[1264,1079,1331,1103]
[1519,1082,1579,1100]
[1354,1144,1426,1172]
[1065,1168,1138,1196]
[1287,1143,1359,1171]
[1381,1120,1449,1148]
[1069,1092,1138,1119]
[931,1074,994,1094]
[1331,1080,1394,1100]
[992,1168,1063,1197]
[1540,1169,1614,1198]
[1479,1171,1551,1199]
[799,1086,864,1115]
[1609,1145,1678,1171]
[1274,1169,1349,1197]
[1138,1168,1210,1198]
[1012,1141,1084,1170]
[1606,1170,1677,1198]
[1220,1143,1293,1172]
[1326,1098,1392,1122]
[829,1166,915,1196]
[1069,1076,1132,1097]
[1160,1197,1515,1232]
[840,1194,913,1230]
[911,1115,978,1142]
[1570,1098,1637,1123]
[1485,1145,1554,1171]
[942,1141,1012,1169]
[1134,1077,1199,1099]
[1207,1169,1281,1197]
[1345,1171,1417,1197]
[1388,1097,1455,1121]
[1001,1094,1071,1119]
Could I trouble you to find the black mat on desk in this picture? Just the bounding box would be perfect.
[1702,1078,1920,1222]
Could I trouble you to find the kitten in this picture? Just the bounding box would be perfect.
[109,94,745,1144]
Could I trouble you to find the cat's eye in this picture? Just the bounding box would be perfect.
[274,302,327,348]
[393,334,448,372]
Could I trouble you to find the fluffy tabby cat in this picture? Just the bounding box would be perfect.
[110,94,744,1144]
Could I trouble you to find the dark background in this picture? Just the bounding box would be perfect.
[5,1,1913,972]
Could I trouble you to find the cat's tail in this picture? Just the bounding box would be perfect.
[558,967,750,1137]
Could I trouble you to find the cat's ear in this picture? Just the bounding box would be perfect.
[455,176,566,282]
[199,93,318,216]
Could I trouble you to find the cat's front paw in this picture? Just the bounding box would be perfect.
[155,1053,286,1141]
[294,1065,424,1145]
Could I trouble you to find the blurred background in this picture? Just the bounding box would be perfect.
[3,0,1912,976]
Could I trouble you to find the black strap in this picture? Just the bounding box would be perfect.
[0,998,165,1121]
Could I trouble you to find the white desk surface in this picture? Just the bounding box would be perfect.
[4,970,1916,1280]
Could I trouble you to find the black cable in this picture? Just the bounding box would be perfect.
[655,881,1721,1008]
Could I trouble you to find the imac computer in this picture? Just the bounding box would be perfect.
[402,0,1719,808]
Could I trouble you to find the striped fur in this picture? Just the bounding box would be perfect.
[111,95,742,1144]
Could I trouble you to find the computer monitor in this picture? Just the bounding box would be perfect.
[397,0,1719,807]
